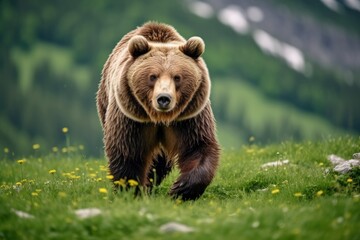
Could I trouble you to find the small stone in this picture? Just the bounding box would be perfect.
[261,160,289,168]
[327,154,360,174]
[75,208,102,219]
[11,209,35,219]
[333,160,360,174]
[159,222,195,233]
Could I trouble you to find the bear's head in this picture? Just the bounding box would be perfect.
[116,35,210,124]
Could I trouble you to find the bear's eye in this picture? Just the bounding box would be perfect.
[174,75,181,83]
[149,75,157,82]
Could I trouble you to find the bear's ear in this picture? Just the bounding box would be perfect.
[180,37,205,59]
[128,36,150,57]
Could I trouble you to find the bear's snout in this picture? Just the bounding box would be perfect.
[152,77,176,112]
[156,94,172,110]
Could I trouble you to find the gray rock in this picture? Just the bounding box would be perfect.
[159,222,195,233]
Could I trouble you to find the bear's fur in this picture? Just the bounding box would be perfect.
[96,22,220,200]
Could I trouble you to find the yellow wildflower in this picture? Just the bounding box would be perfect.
[52,147,58,152]
[347,178,353,183]
[114,179,126,187]
[35,189,42,193]
[78,145,84,150]
[32,144,40,150]
[128,179,139,187]
[17,159,26,164]
[99,188,108,194]
[246,148,255,154]
[62,127,68,133]
[99,165,108,172]
[89,173,97,178]
[31,192,38,196]
[271,189,280,194]
[4,148,9,153]
[58,192,67,198]
[318,162,324,166]
[316,190,324,197]
[62,147,68,153]
[49,169,56,174]
[294,192,303,197]
[16,182,22,186]
[106,175,114,180]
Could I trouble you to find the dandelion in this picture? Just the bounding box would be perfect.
[96,178,103,182]
[99,165,108,172]
[35,189,42,193]
[49,169,56,174]
[62,147,68,153]
[32,144,40,150]
[78,145,84,150]
[246,148,255,154]
[106,175,114,180]
[4,148,9,153]
[128,179,139,187]
[99,188,108,194]
[114,179,126,187]
[318,162,324,166]
[89,173,97,178]
[62,127,69,133]
[17,159,26,164]
[294,192,303,197]
[16,182,22,186]
[58,192,67,198]
[31,192,38,196]
[347,178,353,183]
[52,147,58,152]
[271,189,280,194]
[316,190,324,197]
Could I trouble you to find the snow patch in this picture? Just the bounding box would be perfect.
[189,1,214,19]
[246,6,264,22]
[320,0,341,12]
[253,30,305,72]
[218,5,249,34]
[344,0,360,11]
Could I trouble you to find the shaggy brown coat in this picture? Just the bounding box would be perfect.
[97,22,220,200]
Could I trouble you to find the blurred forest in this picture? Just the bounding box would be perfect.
[1,0,360,157]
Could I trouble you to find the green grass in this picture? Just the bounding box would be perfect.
[1,136,360,239]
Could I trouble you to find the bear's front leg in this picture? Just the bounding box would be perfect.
[169,105,220,200]
[169,143,219,200]
[104,103,155,190]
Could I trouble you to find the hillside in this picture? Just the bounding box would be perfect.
[0,0,359,156]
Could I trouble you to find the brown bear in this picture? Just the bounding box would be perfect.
[96,22,220,200]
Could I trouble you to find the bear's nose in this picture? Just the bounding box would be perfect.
[156,94,172,109]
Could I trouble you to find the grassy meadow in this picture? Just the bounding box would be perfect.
[0,136,359,240]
